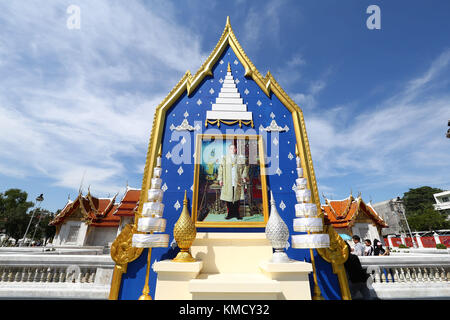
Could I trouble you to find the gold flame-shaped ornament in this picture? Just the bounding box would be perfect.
[172,191,197,262]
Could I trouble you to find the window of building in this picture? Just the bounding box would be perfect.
[441,197,449,203]
[67,225,80,243]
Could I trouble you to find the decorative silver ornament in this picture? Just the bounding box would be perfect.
[260,119,289,132]
[265,191,290,263]
[171,119,196,131]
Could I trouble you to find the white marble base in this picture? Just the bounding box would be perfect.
[153,260,203,300]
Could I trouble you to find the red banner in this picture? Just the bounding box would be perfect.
[421,237,437,248]
[384,236,449,248]
[439,236,450,246]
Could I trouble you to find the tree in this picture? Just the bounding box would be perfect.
[0,189,34,242]
[402,186,450,231]
[407,204,450,231]
[403,186,443,216]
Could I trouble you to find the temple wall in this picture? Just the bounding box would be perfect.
[85,227,118,247]
[352,222,382,243]
[54,220,88,246]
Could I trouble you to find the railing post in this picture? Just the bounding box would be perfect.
[415,233,424,248]
[433,232,441,245]
[14,268,21,282]
[400,234,406,247]
[387,235,395,248]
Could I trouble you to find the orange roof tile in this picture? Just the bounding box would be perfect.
[91,204,120,227]
[322,195,388,229]
[113,188,140,217]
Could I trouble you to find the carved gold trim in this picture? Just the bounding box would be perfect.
[317,225,352,300]
[78,194,93,225]
[108,264,127,300]
[110,16,349,300]
[205,119,254,128]
[86,189,118,217]
[109,224,144,300]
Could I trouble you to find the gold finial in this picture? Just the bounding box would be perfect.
[183,190,188,205]
[226,16,230,27]
[227,62,231,73]
[172,191,196,262]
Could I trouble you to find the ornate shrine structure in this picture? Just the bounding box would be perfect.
[109,17,350,300]
[322,193,388,243]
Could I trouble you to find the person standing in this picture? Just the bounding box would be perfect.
[218,143,248,220]
[343,242,372,300]
[364,239,374,256]
[373,239,386,256]
[352,235,365,256]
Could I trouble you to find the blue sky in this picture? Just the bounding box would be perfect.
[0,0,449,212]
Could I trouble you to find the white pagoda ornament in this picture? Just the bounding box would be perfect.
[265,191,290,263]
[131,156,169,300]
[205,63,253,127]
[291,156,330,249]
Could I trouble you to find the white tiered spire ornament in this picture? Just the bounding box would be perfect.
[132,157,169,247]
[291,156,330,249]
[205,63,253,127]
[290,156,329,300]
[132,156,169,300]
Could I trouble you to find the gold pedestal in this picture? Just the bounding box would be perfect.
[138,293,152,300]
[173,250,196,263]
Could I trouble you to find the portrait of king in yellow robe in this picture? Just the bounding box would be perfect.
[217,143,248,220]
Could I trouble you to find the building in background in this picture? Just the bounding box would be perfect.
[49,187,141,247]
[372,198,405,236]
[50,191,119,247]
[112,187,140,234]
[433,190,450,217]
[322,193,388,243]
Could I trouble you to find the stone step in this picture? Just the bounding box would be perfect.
[211,104,248,112]
[215,97,243,104]
[219,92,241,98]
[206,110,252,121]
[189,273,281,295]
[220,88,238,93]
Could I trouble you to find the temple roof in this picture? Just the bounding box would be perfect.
[50,191,120,227]
[322,194,388,229]
[113,187,140,217]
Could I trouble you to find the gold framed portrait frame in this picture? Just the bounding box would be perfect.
[192,133,269,228]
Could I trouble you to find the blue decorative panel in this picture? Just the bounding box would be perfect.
[118,45,342,300]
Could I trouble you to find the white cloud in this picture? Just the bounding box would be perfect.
[0,1,206,194]
[307,50,450,193]
[243,0,285,51]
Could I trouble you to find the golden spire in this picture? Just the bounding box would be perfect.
[227,62,231,73]
[172,191,197,262]
[226,16,230,28]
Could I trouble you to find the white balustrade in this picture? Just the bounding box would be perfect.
[360,255,450,299]
[0,254,114,299]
